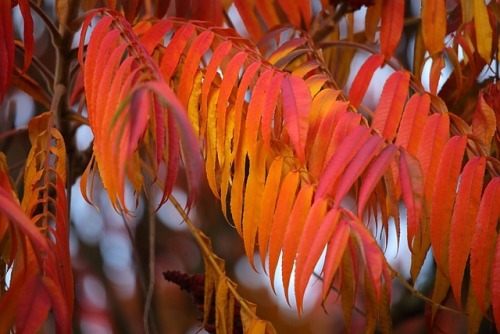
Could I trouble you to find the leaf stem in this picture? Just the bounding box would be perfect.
[388,264,466,316]
[169,195,263,322]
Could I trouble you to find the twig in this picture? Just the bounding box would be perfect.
[169,195,264,322]
[388,263,466,316]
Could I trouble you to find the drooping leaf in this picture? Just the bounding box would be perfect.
[380,0,404,59]
[430,135,467,276]
[470,177,500,314]
[348,54,384,108]
[268,170,300,291]
[358,144,398,215]
[473,0,493,62]
[0,0,14,103]
[315,126,372,200]
[294,199,328,308]
[258,156,284,269]
[372,71,410,141]
[395,93,430,155]
[449,157,486,307]
[491,234,500,333]
[281,75,311,163]
[399,149,424,252]
[472,92,496,150]
[281,184,314,304]
[421,0,446,55]
[16,274,51,334]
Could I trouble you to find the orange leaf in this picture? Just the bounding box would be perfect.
[421,0,446,55]
[177,30,214,108]
[258,156,284,269]
[380,0,404,59]
[470,177,500,314]
[268,171,300,291]
[245,69,274,151]
[232,62,261,157]
[491,234,500,333]
[472,92,496,150]
[275,0,311,28]
[215,50,248,165]
[294,199,328,308]
[138,19,173,54]
[473,0,493,62]
[281,75,311,163]
[365,0,382,42]
[281,185,314,304]
[233,0,263,41]
[308,99,347,177]
[372,71,410,141]
[430,135,467,276]
[449,157,486,308]
[261,72,285,151]
[428,55,445,95]
[159,23,196,81]
[348,54,384,108]
[416,113,450,204]
[395,93,430,155]
[242,141,267,268]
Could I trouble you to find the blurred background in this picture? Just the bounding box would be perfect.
[1,0,487,333]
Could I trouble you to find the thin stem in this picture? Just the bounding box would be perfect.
[169,196,264,321]
[388,263,466,316]
[29,0,62,45]
[144,193,156,334]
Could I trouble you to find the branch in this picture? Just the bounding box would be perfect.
[169,195,267,325]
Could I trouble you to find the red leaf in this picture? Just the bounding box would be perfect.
[139,19,173,54]
[0,188,49,258]
[358,144,398,215]
[334,135,384,208]
[430,135,467,275]
[380,0,404,59]
[349,54,384,108]
[449,157,486,308]
[321,217,350,307]
[372,71,410,141]
[275,0,311,28]
[281,75,311,163]
[491,234,500,333]
[399,149,424,251]
[0,0,14,102]
[315,126,371,200]
[262,72,285,151]
[11,0,34,74]
[159,23,196,81]
[16,274,51,334]
[470,177,500,314]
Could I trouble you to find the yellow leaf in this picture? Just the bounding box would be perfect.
[473,0,493,62]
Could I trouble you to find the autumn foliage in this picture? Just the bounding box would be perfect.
[1,0,500,333]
